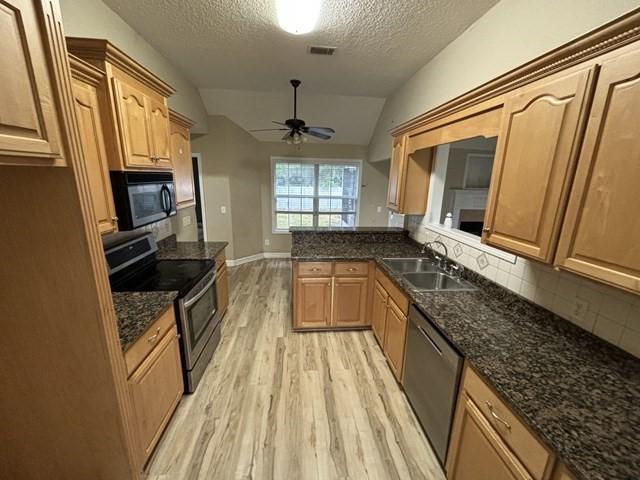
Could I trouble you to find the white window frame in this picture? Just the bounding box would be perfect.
[270,156,363,234]
[424,144,517,262]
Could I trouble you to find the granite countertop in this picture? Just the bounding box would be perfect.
[156,235,228,261]
[291,232,640,480]
[112,291,178,351]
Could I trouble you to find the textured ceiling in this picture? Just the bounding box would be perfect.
[102,0,498,97]
[199,87,385,145]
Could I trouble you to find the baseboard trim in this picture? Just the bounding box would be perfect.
[226,252,291,267]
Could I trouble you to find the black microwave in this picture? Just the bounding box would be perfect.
[110,171,177,230]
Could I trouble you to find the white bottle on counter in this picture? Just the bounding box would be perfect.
[444,212,453,229]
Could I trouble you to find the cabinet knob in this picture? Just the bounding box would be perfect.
[347,267,357,272]
[482,227,491,233]
[112,216,119,223]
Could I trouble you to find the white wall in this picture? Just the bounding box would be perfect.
[368,0,639,162]
[60,0,208,134]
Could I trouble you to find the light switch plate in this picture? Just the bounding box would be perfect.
[264,239,270,246]
[221,206,227,214]
[182,215,192,227]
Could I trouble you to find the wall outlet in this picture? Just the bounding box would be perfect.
[570,298,589,322]
[264,238,270,246]
[220,206,227,214]
[377,206,382,213]
[182,215,192,227]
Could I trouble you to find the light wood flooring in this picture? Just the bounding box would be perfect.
[146,260,445,480]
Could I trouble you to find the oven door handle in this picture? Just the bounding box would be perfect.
[182,273,217,309]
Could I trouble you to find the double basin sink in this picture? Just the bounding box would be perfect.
[383,258,476,292]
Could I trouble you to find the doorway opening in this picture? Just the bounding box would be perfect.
[192,153,207,241]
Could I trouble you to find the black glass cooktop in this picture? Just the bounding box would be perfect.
[110,259,215,296]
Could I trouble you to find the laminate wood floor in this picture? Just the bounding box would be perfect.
[146,260,445,480]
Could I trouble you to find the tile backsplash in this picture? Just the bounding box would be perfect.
[405,216,640,359]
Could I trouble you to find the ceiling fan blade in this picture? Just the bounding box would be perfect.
[282,131,293,141]
[303,126,335,134]
[303,130,331,140]
[273,121,288,126]
[249,128,289,132]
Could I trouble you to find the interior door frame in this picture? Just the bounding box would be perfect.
[192,152,207,241]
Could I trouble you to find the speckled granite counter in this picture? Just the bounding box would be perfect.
[157,235,228,261]
[291,230,640,480]
[112,291,178,351]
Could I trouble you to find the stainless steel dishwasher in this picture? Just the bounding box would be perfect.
[404,304,463,466]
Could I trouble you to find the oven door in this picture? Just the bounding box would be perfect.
[127,182,176,229]
[178,270,219,370]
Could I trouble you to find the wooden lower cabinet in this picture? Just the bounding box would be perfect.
[333,276,369,327]
[293,261,372,330]
[125,309,183,469]
[295,277,333,328]
[215,249,229,318]
[446,396,532,480]
[383,298,408,381]
[371,282,388,345]
[448,365,555,480]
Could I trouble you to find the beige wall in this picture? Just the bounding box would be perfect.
[192,116,263,260]
[258,143,390,253]
[59,0,208,134]
[368,0,639,162]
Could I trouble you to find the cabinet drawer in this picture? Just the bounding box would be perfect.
[375,268,409,315]
[334,262,369,276]
[125,307,177,376]
[464,367,554,480]
[297,262,332,277]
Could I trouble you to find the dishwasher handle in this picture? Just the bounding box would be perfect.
[417,325,442,356]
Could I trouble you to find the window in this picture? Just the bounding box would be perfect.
[272,157,361,232]
[428,136,497,238]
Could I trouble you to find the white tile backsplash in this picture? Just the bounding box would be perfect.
[405,215,640,358]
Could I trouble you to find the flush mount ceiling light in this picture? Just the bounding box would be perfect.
[276,0,321,35]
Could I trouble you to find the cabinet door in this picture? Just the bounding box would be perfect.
[555,47,640,294]
[332,276,369,327]
[383,298,408,382]
[171,122,195,208]
[294,277,332,329]
[129,326,183,465]
[387,136,407,211]
[371,281,388,346]
[72,78,117,235]
[216,263,229,318]
[0,0,63,166]
[112,77,154,168]
[446,396,532,480]
[483,67,594,262]
[148,98,172,168]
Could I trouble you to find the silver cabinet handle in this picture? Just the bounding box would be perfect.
[147,327,161,343]
[347,267,357,272]
[482,227,491,233]
[311,267,321,272]
[112,216,119,223]
[485,401,511,430]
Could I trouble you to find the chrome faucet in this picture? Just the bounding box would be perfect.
[423,240,448,269]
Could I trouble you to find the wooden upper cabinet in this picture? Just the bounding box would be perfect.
[482,67,595,262]
[0,0,64,166]
[387,135,407,210]
[70,56,117,235]
[112,76,155,168]
[148,98,172,168]
[332,276,369,327]
[387,136,432,215]
[555,46,640,294]
[66,38,176,172]
[170,110,196,209]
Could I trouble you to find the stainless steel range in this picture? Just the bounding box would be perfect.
[104,232,221,392]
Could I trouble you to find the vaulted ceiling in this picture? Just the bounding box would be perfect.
[103,0,499,143]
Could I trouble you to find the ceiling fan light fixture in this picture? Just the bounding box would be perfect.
[276,0,321,35]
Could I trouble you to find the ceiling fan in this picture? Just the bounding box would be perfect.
[250,79,335,144]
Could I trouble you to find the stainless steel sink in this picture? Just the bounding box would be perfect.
[403,272,476,292]
[383,258,439,273]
